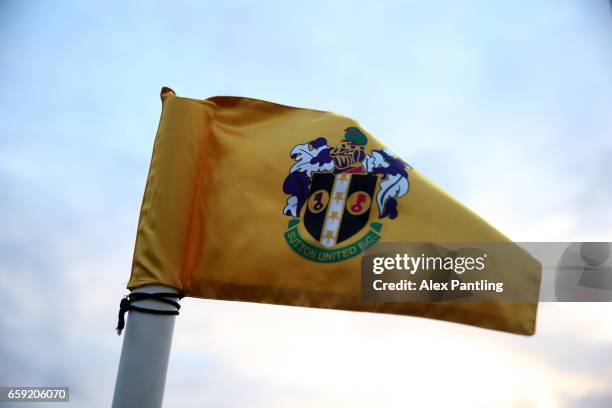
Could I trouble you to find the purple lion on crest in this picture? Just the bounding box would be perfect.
[283,128,410,219]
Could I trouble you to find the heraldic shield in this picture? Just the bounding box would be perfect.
[303,172,377,248]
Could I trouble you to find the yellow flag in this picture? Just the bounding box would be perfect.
[129,87,540,335]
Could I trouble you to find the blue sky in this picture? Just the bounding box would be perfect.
[1,1,612,407]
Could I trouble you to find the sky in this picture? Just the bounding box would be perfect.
[1,0,612,407]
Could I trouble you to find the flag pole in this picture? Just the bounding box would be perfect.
[112,285,181,408]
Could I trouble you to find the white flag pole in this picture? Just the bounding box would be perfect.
[112,285,181,408]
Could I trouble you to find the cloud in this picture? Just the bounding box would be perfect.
[1,0,612,407]
[571,390,612,408]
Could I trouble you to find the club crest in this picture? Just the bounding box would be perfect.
[282,127,412,263]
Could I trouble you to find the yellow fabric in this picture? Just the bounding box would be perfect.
[129,87,540,335]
